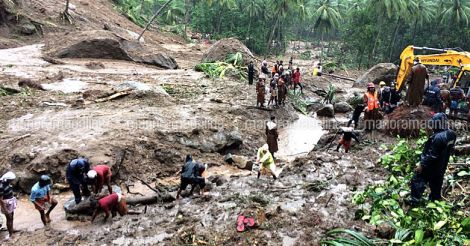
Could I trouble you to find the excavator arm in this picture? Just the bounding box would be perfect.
[396,45,470,91]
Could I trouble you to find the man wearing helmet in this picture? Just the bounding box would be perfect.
[363,83,381,130]
[66,158,91,204]
[30,175,58,226]
[409,113,456,205]
[176,155,207,199]
[0,172,16,240]
[87,165,112,195]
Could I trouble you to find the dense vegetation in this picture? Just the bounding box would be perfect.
[113,0,470,68]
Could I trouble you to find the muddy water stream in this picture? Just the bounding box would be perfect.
[277,113,324,161]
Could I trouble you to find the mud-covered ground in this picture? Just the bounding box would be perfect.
[0,0,403,245]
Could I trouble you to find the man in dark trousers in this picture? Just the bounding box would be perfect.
[266,116,279,158]
[347,104,365,129]
[66,158,91,204]
[423,80,442,112]
[336,127,360,153]
[408,113,456,205]
[176,155,207,199]
[248,61,255,85]
[406,57,429,107]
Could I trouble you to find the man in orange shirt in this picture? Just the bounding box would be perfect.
[363,83,381,130]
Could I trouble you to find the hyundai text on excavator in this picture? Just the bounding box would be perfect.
[396,45,470,94]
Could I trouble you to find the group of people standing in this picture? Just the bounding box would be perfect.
[251,59,303,108]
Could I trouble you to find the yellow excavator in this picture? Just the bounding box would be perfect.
[396,45,470,93]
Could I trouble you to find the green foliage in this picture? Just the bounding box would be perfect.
[195,52,247,80]
[299,50,312,60]
[287,89,312,115]
[322,83,336,104]
[320,228,383,246]
[353,135,469,245]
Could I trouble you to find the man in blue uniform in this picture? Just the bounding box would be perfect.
[409,113,456,205]
[66,158,91,204]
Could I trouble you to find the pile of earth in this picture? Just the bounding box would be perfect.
[202,38,256,65]
[44,30,178,69]
[382,105,433,137]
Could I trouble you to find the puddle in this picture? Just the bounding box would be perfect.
[42,78,87,93]
[277,113,324,161]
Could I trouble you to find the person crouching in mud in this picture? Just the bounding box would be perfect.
[256,144,281,180]
[176,155,207,199]
[91,193,128,223]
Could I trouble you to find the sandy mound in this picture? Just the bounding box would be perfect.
[44,30,178,69]
[202,38,255,65]
[382,105,433,137]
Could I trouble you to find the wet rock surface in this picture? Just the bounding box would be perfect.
[355,63,398,86]
[316,104,335,117]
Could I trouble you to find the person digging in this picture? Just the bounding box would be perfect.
[176,155,207,199]
[91,193,128,223]
[87,164,113,195]
[30,175,58,226]
[336,127,360,153]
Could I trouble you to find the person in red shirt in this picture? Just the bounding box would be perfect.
[91,193,127,222]
[87,165,112,195]
[292,67,303,94]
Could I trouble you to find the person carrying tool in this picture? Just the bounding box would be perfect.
[30,175,58,226]
[405,57,429,107]
[66,158,91,204]
[408,113,456,205]
[176,155,207,199]
[336,127,360,153]
[363,83,381,130]
[0,172,16,240]
[256,144,280,180]
[423,80,442,113]
[91,193,127,223]
[87,165,113,195]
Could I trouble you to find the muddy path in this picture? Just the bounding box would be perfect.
[0,39,396,245]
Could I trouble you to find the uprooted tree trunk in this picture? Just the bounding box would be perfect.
[137,0,174,41]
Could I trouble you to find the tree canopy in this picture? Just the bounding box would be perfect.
[114,0,470,68]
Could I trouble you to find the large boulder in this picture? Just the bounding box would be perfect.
[44,30,178,69]
[316,104,335,117]
[355,63,397,86]
[334,102,353,113]
[166,129,243,154]
[202,38,255,65]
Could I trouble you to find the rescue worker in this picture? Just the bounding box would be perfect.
[336,127,360,153]
[378,81,387,103]
[87,165,113,195]
[248,61,255,85]
[256,144,280,180]
[423,80,442,112]
[380,85,392,114]
[405,58,429,107]
[176,155,207,199]
[450,86,465,117]
[272,62,278,77]
[91,193,127,223]
[266,116,279,158]
[66,158,91,204]
[409,113,456,205]
[363,83,381,130]
[347,103,365,129]
[0,172,16,240]
[30,175,58,226]
[440,87,451,113]
[292,68,302,94]
[390,82,401,111]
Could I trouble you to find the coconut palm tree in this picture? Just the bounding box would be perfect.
[440,0,470,26]
[312,0,342,63]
